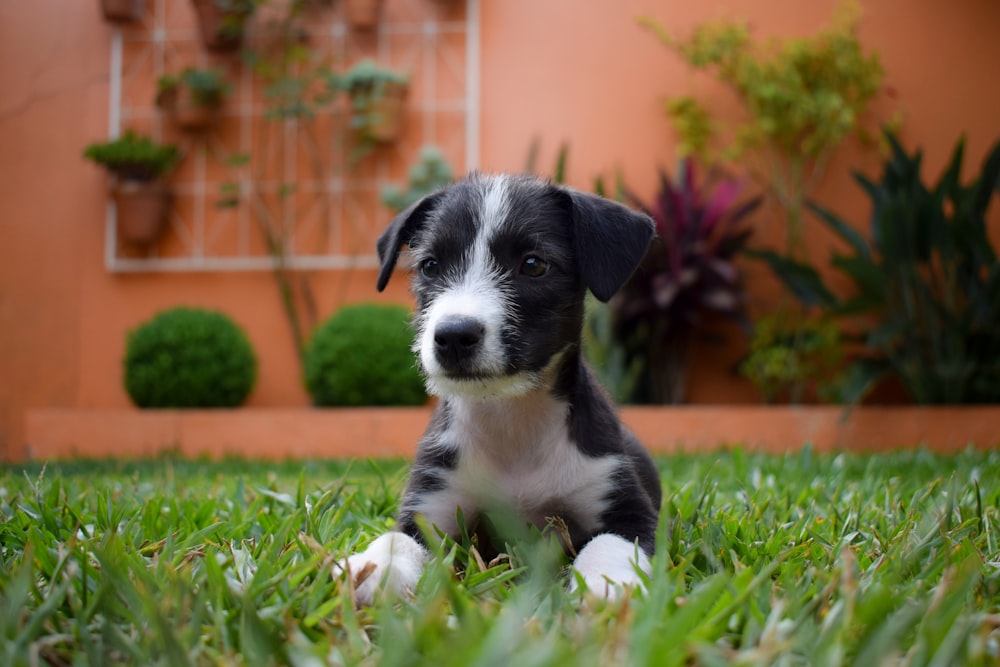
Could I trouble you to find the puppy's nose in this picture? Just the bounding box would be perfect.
[434,316,485,366]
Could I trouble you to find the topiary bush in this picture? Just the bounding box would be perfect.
[124,307,258,408]
[304,303,426,407]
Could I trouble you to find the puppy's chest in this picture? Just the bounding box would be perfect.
[426,410,621,532]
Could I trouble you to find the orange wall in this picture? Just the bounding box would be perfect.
[2,0,999,460]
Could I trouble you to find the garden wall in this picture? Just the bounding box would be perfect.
[2,0,999,461]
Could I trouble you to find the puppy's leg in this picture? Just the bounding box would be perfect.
[570,533,651,600]
[336,532,429,606]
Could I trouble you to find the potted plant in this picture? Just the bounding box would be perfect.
[83,131,180,247]
[190,0,257,52]
[156,68,231,131]
[339,59,409,161]
[612,158,761,404]
[344,0,383,30]
[100,0,144,22]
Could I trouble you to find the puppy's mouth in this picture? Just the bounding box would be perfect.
[424,366,542,400]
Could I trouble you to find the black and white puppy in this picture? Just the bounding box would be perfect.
[342,173,661,603]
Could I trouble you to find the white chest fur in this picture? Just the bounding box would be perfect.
[414,392,621,536]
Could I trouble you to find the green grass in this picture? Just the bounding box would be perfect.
[2,448,999,666]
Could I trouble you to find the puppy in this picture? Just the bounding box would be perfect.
[342,173,661,604]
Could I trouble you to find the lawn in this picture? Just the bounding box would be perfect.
[2,448,999,666]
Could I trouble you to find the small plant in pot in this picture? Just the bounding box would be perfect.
[156,68,231,132]
[338,59,409,162]
[190,0,258,52]
[100,0,144,22]
[83,131,180,247]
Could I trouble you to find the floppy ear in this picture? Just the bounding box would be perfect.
[376,191,443,292]
[562,188,655,302]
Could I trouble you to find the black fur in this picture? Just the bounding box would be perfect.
[377,174,661,561]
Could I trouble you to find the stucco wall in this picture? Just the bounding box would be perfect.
[1,0,998,460]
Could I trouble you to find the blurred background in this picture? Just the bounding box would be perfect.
[1,0,998,461]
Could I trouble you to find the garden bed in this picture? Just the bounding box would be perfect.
[24,405,1000,460]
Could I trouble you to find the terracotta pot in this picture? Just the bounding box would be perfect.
[364,80,408,143]
[112,180,171,247]
[159,86,223,132]
[101,0,144,22]
[345,0,382,30]
[191,0,246,52]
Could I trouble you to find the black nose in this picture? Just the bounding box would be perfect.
[434,316,485,367]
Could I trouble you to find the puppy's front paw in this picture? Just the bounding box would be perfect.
[570,533,651,601]
[335,532,429,606]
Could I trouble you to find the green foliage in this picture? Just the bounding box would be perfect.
[156,67,231,107]
[337,58,409,92]
[753,131,1000,404]
[218,1,346,372]
[740,312,845,403]
[641,2,887,256]
[614,159,760,403]
[336,59,409,162]
[2,448,1000,665]
[207,0,260,39]
[245,5,336,121]
[582,293,642,404]
[123,307,258,408]
[82,130,179,182]
[304,303,426,407]
[524,138,570,185]
[381,146,454,212]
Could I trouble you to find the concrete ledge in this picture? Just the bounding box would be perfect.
[22,406,1000,461]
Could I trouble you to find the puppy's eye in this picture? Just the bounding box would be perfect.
[520,255,550,278]
[420,258,440,278]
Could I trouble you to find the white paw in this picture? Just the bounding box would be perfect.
[570,533,651,600]
[335,532,429,606]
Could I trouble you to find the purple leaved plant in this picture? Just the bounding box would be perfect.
[613,158,761,403]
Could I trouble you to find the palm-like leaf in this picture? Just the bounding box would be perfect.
[758,130,1000,404]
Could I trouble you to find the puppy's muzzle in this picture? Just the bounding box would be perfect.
[433,316,485,372]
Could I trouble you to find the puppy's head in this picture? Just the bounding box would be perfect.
[377,174,653,399]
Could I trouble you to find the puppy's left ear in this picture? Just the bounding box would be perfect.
[562,188,654,302]
[376,191,444,292]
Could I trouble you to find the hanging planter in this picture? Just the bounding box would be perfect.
[101,0,144,23]
[344,0,383,30]
[112,181,173,246]
[156,68,231,132]
[190,0,256,52]
[339,60,409,161]
[83,131,180,248]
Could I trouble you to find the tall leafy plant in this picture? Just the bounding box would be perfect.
[219,0,341,367]
[640,2,887,260]
[753,132,1000,404]
[614,159,761,404]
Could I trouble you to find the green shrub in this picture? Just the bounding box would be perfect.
[157,67,231,107]
[124,307,258,408]
[83,130,180,181]
[304,303,426,407]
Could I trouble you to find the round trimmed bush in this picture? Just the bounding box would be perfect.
[304,303,426,407]
[124,307,258,408]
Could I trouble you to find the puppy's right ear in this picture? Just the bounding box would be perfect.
[376,192,443,292]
